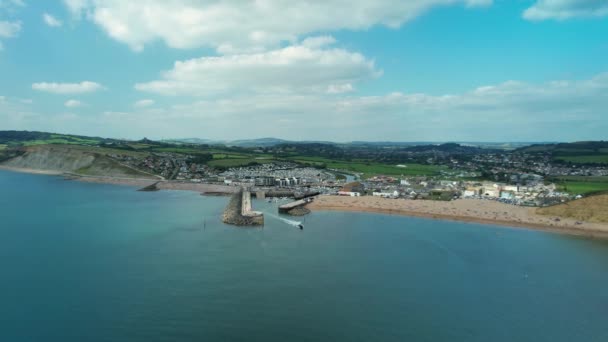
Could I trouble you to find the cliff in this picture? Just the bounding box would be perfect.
[1,145,157,179]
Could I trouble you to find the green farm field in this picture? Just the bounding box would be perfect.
[551,176,608,195]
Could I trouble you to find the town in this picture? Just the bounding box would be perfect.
[107,148,602,207]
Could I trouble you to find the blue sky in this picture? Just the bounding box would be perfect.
[0,0,607,142]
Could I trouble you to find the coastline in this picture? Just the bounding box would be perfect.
[0,166,239,194]
[307,195,608,239]
[3,166,608,238]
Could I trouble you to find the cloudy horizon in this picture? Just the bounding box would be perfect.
[1,0,607,142]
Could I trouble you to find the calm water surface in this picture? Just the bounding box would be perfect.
[1,170,607,342]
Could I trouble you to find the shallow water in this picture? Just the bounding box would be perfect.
[1,170,607,342]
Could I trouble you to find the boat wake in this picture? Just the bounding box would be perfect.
[266,213,302,227]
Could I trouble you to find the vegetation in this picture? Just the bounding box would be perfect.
[549,176,608,195]
[1,130,606,182]
[555,155,608,164]
[537,194,608,223]
[518,141,608,165]
[207,158,276,168]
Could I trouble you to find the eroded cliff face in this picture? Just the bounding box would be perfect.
[1,145,156,179]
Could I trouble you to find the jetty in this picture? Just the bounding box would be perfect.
[222,189,264,226]
[279,199,312,216]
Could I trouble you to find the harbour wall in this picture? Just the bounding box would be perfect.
[222,190,264,226]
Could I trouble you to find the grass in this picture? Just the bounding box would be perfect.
[212,153,250,159]
[288,156,444,178]
[555,155,608,164]
[550,176,608,195]
[537,194,608,223]
[557,182,608,195]
[207,158,276,167]
[21,134,102,147]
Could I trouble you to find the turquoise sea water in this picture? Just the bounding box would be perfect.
[1,170,607,342]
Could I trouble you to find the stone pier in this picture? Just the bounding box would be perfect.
[222,189,264,226]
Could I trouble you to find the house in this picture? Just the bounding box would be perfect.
[373,191,399,198]
[338,191,361,197]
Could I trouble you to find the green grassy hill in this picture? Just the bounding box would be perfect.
[518,141,608,165]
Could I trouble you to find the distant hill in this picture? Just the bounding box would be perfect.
[228,138,291,147]
[402,143,496,154]
[517,141,608,165]
[0,130,114,145]
[517,141,608,153]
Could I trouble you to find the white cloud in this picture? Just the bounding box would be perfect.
[64,0,492,52]
[134,99,155,107]
[136,38,380,96]
[0,1,23,49]
[327,84,355,94]
[0,20,20,38]
[32,81,104,94]
[43,13,63,27]
[524,0,608,20]
[52,72,604,142]
[0,0,25,11]
[64,99,84,108]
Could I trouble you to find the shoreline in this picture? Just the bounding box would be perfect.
[307,196,608,239]
[0,166,239,194]
[3,166,608,238]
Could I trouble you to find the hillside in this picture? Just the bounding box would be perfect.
[537,195,608,223]
[517,141,608,165]
[1,145,158,179]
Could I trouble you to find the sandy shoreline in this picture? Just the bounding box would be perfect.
[307,195,608,238]
[4,166,608,238]
[0,166,239,194]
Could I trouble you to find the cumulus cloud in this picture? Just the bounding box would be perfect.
[524,0,608,20]
[64,99,84,108]
[43,13,63,27]
[0,0,23,49]
[6,73,608,141]
[63,0,492,52]
[0,20,20,38]
[136,38,380,96]
[134,99,155,107]
[32,81,104,94]
[65,72,606,141]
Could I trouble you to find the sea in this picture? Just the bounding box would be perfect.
[1,169,607,342]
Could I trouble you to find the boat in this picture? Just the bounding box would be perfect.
[298,224,304,230]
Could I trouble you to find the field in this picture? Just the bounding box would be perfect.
[21,134,102,147]
[207,158,276,168]
[288,156,444,178]
[550,176,608,195]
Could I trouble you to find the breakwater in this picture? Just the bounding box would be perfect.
[222,190,264,226]
[279,199,312,216]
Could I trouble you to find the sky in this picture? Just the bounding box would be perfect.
[0,0,607,142]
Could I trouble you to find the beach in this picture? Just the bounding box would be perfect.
[0,165,239,194]
[3,165,607,238]
[307,195,608,238]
